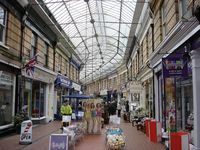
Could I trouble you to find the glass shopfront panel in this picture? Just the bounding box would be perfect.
[176,77,193,131]
[164,78,176,131]
[31,81,46,118]
[0,71,14,126]
[164,77,193,132]
[21,80,32,117]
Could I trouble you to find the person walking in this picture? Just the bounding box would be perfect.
[125,101,130,122]
[60,100,72,127]
[117,103,122,117]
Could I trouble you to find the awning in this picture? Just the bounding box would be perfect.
[62,94,91,99]
[54,74,72,88]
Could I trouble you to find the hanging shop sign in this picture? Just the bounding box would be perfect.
[0,71,13,85]
[100,89,107,96]
[72,82,81,91]
[162,57,188,78]
[22,67,55,83]
[54,74,72,88]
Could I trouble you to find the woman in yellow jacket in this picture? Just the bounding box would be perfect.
[60,101,72,127]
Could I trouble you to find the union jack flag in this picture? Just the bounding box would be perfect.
[24,54,38,76]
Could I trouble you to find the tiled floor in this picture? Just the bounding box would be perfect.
[0,121,165,150]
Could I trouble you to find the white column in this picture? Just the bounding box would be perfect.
[181,86,185,130]
[154,74,159,121]
[191,49,200,148]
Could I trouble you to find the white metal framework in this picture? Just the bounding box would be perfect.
[42,0,137,82]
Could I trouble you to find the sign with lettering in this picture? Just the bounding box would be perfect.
[0,71,13,85]
[78,111,84,117]
[19,120,32,144]
[162,58,188,78]
[62,115,71,122]
[49,134,68,150]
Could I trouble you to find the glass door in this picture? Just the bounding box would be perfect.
[23,90,31,117]
[31,81,46,118]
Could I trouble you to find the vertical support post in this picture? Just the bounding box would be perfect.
[191,49,200,148]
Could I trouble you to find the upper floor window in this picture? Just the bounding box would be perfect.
[30,32,37,58]
[44,43,49,67]
[179,0,187,19]
[58,54,62,72]
[161,1,167,39]
[65,60,68,76]
[0,6,6,44]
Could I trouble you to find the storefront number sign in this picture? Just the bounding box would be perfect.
[49,134,68,150]
[162,58,188,78]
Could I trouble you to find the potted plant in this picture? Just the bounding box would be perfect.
[13,113,25,134]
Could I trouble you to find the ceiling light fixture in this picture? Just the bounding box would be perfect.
[90,19,95,24]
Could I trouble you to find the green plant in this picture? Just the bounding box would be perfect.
[13,113,24,126]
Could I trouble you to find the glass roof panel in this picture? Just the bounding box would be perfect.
[43,0,136,83]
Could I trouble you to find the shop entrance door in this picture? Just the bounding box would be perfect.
[23,90,31,117]
[31,81,46,119]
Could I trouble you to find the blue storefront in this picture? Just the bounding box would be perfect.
[54,74,72,119]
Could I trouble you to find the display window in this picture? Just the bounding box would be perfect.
[0,71,15,127]
[164,78,176,132]
[32,81,46,118]
[175,77,193,132]
[163,77,193,132]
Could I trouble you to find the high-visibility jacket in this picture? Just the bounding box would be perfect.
[60,105,72,115]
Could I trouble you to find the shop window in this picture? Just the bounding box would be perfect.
[44,43,49,68]
[0,71,14,126]
[30,32,37,58]
[0,6,6,44]
[175,77,193,132]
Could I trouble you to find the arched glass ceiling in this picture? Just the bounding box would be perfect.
[43,0,137,83]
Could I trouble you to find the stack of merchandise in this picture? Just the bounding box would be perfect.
[68,123,84,141]
[106,127,125,150]
[63,127,76,148]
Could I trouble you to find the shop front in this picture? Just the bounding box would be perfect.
[160,40,196,133]
[21,66,56,123]
[100,89,108,100]
[54,74,72,119]
[128,81,144,112]
[0,62,20,130]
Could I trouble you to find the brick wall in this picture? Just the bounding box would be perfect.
[154,8,162,49]
[6,13,21,61]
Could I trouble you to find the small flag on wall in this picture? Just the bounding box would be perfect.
[24,54,38,76]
